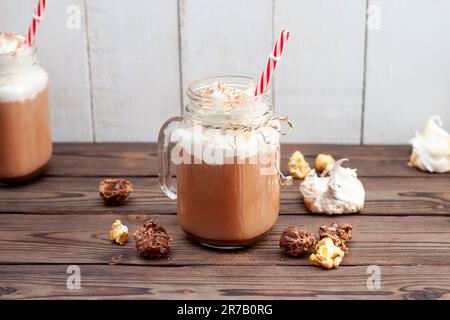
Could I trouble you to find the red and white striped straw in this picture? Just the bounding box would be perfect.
[255,29,291,96]
[26,0,47,47]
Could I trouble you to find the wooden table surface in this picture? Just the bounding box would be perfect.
[1,143,449,300]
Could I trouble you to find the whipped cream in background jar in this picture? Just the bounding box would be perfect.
[158,76,292,248]
[0,32,52,183]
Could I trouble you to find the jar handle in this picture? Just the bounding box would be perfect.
[157,116,183,200]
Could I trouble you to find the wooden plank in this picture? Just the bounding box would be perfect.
[364,0,450,143]
[274,0,367,143]
[85,0,181,142]
[1,264,449,299]
[1,214,450,267]
[1,176,449,215]
[179,0,272,105]
[0,0,93,142]
[0,177,176,214]
[44,143,443,178]
[47,143,157,177]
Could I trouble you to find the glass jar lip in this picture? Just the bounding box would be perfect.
[185,75,273,126]
[186,75,272,103]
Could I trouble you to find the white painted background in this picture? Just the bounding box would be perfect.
[1,0,449,143]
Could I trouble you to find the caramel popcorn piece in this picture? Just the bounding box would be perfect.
[318,223,352,252]
[109,220,128,245]
[279,227,316,257]
[288,151,311,179]
[309,237,345,269]
[315,154,336,172]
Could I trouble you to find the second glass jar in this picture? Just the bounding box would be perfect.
[0,37,52,184]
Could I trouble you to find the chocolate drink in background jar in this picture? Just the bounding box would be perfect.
[158,76,292,248]
[0,32,52,184]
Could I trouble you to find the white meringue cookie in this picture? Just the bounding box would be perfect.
[409,115,450,173]
[299,159,365,215]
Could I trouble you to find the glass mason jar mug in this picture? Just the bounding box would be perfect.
[158,76,292,248]
[0,34,52,183]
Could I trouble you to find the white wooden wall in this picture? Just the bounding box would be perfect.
[1,0,450,143]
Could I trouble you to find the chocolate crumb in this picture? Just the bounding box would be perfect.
[108,254,124,265]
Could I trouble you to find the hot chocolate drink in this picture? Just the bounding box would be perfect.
[177,153,280,246]
[0,32,52,183]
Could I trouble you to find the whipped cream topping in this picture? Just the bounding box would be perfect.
[299,159,365,215]
[172,123,280,164]
[0,32,27,54]
[195,81,254,109]
[409,115,450,173]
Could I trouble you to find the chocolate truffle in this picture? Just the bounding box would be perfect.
[99,178,133,205]
[279,227,315,257]
[134,219,172,258]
